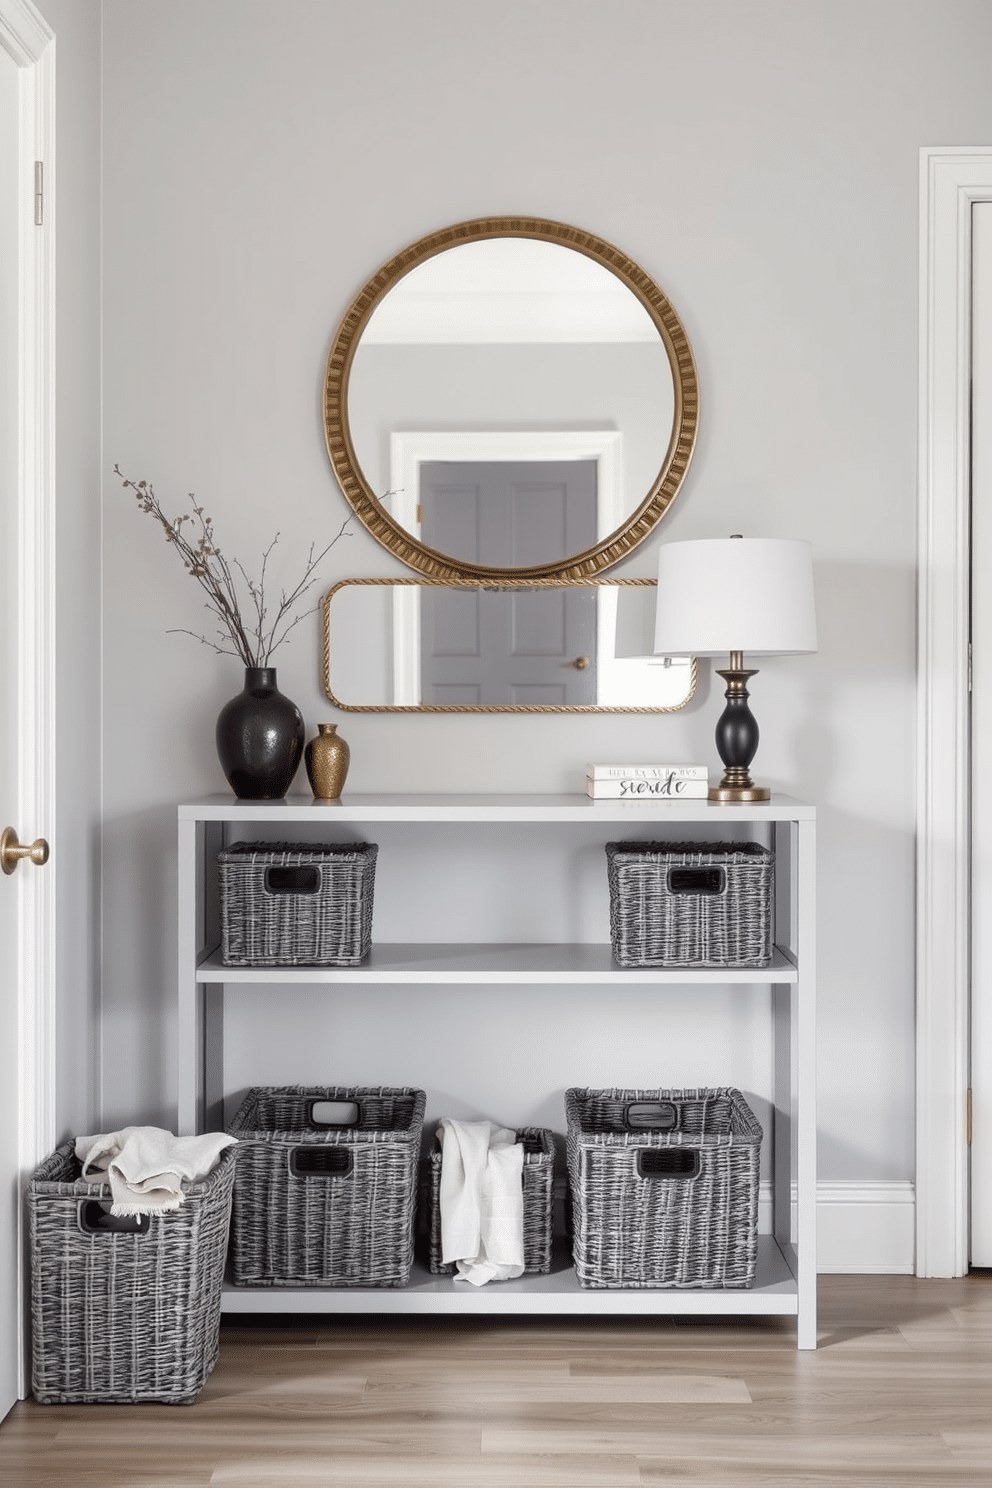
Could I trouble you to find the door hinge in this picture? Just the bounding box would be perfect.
[967,1087,973,1146]
[969,641,973,693]
[34,161,43,226]
[416,503,424,525]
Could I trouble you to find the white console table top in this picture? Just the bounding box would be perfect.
[179,791,815,823]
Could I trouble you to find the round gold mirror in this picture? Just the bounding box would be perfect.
[323,217,699,583]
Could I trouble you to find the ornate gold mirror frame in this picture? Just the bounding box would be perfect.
[323,217,699,583]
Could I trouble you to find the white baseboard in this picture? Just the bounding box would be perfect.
[757,1181,916,1274]
[814,1182,916,1273]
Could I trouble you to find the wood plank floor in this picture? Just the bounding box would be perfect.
[1,1275,990,1486]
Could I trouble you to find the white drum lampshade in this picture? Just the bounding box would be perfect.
[653,536,817,801]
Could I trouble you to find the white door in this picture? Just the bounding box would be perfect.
[0,33,22,1420]
[972,201,992,1265]
[0,0,55,1414]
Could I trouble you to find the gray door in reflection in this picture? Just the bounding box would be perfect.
[419,460,598,705]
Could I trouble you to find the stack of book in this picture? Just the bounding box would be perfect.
[586,764,709,799]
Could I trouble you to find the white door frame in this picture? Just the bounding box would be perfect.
[970,204,992,1265]
[0,0,56,1393]
[917,148,992,1277]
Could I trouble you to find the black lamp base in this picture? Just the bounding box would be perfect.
[709,657,770,802]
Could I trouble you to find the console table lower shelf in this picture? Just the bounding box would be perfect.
[221,1234,803,1319]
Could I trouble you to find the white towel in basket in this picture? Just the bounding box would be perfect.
[438,1118,524,1286]
[75,1126,237,1216]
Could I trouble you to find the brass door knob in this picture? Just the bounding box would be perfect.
[572,656,591,670]
[1,827,50,876]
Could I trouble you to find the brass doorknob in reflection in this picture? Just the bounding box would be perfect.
[571,656,591,670]
[1,827,50,876]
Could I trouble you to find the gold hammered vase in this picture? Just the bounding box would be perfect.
[304,723,350,800]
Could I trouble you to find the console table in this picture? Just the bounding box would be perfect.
[177,792,816,1347]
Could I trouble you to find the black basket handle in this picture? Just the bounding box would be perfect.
[667,866,726,896]
[264,865,321,896]
[289,1147,353,1179]
[624,1101,679,1131]
[78,1200,151,1236]
[309,1099,361,1128]
[637,1149,700,1180]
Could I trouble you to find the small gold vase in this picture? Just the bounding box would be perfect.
[305,723,350,800]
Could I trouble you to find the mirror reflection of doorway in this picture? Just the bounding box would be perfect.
[419,460,598,704]
[419,458,597,568]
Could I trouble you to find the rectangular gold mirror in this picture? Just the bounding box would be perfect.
[321,578,695,713]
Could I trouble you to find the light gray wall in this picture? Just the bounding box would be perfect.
[97,0,992,1186]
[34,0,103,1143]
[349,341,671,521]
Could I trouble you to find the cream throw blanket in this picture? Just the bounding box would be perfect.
[75,1126,237,1216]
[438,1118,524,1286]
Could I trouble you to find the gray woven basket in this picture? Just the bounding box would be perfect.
[218,841,378,966]
[605,840,773,967]
[28,1141,235,1404]
[565,1086,762,1289]
[426,1126,555,1275]
[228,1085,426,1288]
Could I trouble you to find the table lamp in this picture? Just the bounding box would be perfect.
[652,535,817,802]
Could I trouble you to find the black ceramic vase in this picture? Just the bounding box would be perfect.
[215,667,305,800]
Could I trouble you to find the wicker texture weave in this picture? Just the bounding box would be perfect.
[28,1142,235,1404]
[566,1087,762,1289]
[219,841,378,966]
[426,1126,555,1275]
[228,1086,425,1287]
[606,840,773,967]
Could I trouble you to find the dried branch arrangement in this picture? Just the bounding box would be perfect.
[115,465,350,667]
